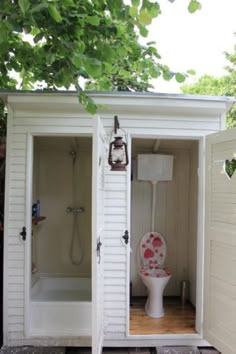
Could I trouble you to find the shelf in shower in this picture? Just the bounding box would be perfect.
[32,216,46,225]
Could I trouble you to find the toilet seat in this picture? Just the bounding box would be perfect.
[140,232,167,267]
[140,266,171,278]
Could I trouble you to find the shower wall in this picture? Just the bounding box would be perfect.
[131,139,198,302]
[32,137,92,278]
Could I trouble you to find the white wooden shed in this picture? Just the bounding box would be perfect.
[1,91,236,354]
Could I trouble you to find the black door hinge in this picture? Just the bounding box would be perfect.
[97,238,102,264]
[20,226,27,241]
[122,230,129,245]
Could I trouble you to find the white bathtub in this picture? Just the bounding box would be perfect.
[30,277,92,337]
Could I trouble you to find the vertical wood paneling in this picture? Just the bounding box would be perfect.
[204,128,236,353]
[188,142,198,306]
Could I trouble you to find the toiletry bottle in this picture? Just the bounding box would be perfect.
[36,200,40,218]
[32,204,37,217]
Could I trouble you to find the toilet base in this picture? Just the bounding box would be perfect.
[145,297,164,318]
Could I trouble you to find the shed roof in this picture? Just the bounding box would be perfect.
[0,90,235,117]
[0,89,235,102]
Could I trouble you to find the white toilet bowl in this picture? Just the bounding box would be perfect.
[138,232,171,318]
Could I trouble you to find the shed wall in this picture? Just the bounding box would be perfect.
[4,96,222,345]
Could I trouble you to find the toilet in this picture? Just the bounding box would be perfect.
[139,231,171,318]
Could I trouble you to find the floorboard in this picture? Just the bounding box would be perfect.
[130,297,196,335]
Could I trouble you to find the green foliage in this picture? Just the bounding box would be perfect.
[225,159,236,179]
[188,0,201,13]
[181,75,228,96]
[0,0,201,115]
[181,37,236,128]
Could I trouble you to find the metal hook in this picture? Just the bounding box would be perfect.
[114,115,120,134]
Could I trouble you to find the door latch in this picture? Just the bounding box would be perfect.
[97,238,102,264]
[122,230,129,245]
[20,226,27,241]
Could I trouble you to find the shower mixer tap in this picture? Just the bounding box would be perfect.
[66,207,85,214]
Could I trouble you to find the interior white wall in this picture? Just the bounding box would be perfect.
[131,139,198,299]
[32,137,92,278]
[188,141,199,306]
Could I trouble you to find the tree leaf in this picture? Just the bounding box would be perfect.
[147,3,160,18]
[63,0,75,6]
[150,66,161,78]
[131,0,140,6]
[31,3,48,14]
[19,0,30,15]
[175,72,186,83]
[129,6,138,17]
[188,0,201,13]
[71,55,82,68]
[86,99,97,115]
[48,4,62,23]
[186,69,196,75]
[0,25,8,43]
[85,16,100,26]
[138,9,152,25]
[84,58,102,78]
[102,46,116,61]
[139,24,149,37]
[163,70,174,81]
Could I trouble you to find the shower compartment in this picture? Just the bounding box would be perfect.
[30,136,93,336]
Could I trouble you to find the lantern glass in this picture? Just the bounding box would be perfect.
[112,146,125,162]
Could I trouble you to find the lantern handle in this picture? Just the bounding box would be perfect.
[111,115,127,143]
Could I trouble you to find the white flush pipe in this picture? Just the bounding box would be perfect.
[151,180,158,232]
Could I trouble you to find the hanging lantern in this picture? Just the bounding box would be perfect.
[108,116,129,171]
[108,136,128,171]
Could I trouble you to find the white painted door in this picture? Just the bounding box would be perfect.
[92,116,106,354]
[204,128,236,354]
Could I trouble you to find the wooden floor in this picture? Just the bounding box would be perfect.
[130,297,196,335]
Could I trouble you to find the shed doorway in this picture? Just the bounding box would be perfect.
[129,138,199,335]
[29,135,93,336]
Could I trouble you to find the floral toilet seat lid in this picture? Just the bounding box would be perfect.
[140,232,167,267]
[140,266,171,278]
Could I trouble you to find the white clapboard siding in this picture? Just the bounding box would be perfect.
[8,276,24,284]
[8,308,24,316]
[8,299,24,308]
[5,114,26,344]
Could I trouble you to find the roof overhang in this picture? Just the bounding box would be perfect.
[0,90,235,117]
